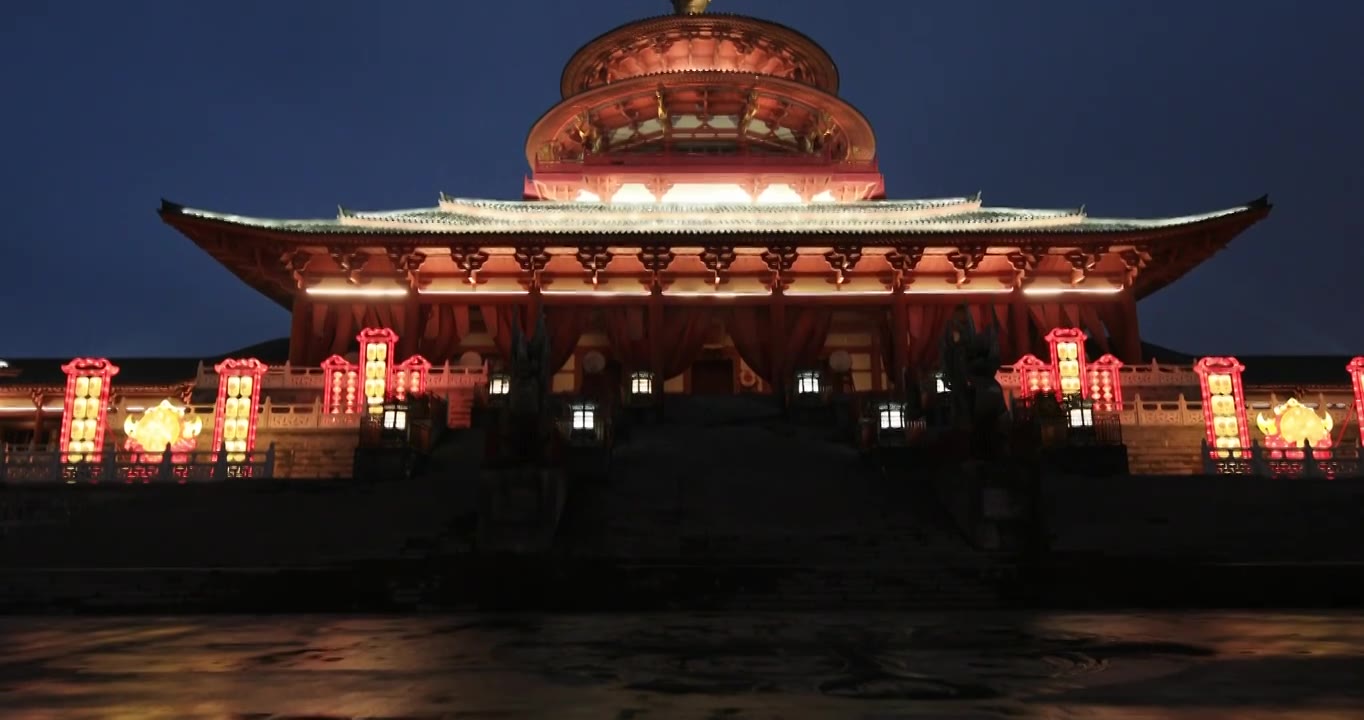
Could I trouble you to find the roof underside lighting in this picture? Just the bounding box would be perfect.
[588,182,839,205]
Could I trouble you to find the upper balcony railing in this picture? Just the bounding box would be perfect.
[193,360,487,392]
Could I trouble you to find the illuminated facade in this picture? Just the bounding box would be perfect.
[0,3,1355,480]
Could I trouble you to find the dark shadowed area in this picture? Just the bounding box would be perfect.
[0,613,1360,719]
[1,0,1361,357]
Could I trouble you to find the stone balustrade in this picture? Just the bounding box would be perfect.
[192,359,489,391]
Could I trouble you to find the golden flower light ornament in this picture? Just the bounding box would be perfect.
[1256,397,1333,449]
[123,399,203,455]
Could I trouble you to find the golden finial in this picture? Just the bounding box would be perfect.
[671,0,710,14]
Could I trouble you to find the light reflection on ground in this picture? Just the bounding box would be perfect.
[0,612,1360,719]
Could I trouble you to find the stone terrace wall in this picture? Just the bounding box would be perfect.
[0,475,467,568]
[1040,473,1364,562]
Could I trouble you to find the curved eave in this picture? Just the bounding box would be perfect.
[160,196,1269,308]
[159,203,298,310]
[1128,197,1271,300]
[559,13,840,97]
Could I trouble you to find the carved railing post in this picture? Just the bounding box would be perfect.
[215,443,230,481]
[264,442,277,478]
[159,450,174,484]
[1302,440,1321,478]
[1200,438,1216,474]
[1250,441,1269,477]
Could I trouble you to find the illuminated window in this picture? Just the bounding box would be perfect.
[877,402,905,430]
[795,370,821,394]
[1066,398,1094,428]
[933,372,950,395]
[382,405,408,431]
[571,403,596,431]
[629,371,654,395]
[489,374,510,396]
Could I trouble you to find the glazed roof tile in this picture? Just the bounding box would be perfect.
[163,194,1266,237]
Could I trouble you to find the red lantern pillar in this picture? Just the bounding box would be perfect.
[59,358,119,463]
[1195,356,1250,457]
[212,358,267,461]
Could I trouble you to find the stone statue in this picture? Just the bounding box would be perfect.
[497,306,556,465]
[938,305,1010,457]
[671,0,711,15]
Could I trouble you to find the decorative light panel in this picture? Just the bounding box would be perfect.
[59,358,119,463]
[1087,354,1124,412]
[1195,356,1250,456]
[212,358,267,461]
[391,355,431,401]
[1348,357,1364,444]
[1011,355,1053,397]
[358,328,398,414]
[321,355,360,415]
[1046,328,1088,399]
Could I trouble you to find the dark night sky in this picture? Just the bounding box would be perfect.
[2,0,1361,359]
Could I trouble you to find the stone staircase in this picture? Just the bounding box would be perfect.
[560,393,1009,609]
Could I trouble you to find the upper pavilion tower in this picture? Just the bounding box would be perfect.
[524,0,885,203]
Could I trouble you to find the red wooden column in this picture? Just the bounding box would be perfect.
[648,290,664,404]
[288,296,312,365]
[771,285,788,402]
[1010,289,1031,362]
[1113,291,1143,363]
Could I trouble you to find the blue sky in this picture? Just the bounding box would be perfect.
[2,0,1360,357]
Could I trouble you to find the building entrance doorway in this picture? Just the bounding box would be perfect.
[690,353,735,395]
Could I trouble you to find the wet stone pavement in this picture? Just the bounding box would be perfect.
[0,612,1361,719]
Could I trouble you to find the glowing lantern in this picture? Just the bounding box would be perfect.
[1348,357,1364,444]
[391,355,432,401]
[1012,354,1054,397]
[1256,397,1333,458]
[358,328,398,414]
[1195,356,1250,457]
[321,355,359,415]
[212,358,266,462]
[123,399,203,463]
[1087,354,1124,412]
[1046,328,1088,399]
[59,358,119,463]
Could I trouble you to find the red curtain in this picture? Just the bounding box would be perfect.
[418,305,470,363]
[658,306,714,380]
[480,304,531,361]
[542,306,586,376]
[603,306,651,370]
[728,306,774,384]
[906,305,954,369]
[725,306,832,386]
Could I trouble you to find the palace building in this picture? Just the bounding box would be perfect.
[1,1,1359,480]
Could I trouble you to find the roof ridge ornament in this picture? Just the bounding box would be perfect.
[670,0,710,14]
